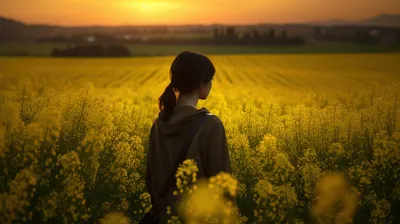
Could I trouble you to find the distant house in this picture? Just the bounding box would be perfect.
[367,28,399,45]
[86,36,96,43]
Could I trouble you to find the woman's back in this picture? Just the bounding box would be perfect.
[143,51,232,223]
[146,105,231,217]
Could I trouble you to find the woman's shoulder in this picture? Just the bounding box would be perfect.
[198,110,226,139]
[200,108,224,126]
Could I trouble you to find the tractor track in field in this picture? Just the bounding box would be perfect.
[139,68,161,86]
[98,68,116,78]
[106,70,134,88]
[214,70,222,85]
[2,55,399,95]
[75,68,98,81]
[236,69,265,86]
[221,56,243,84]
[154,65,170,83]
[119,70,132,81]
[218,66,233,85]
[222,56,259,85]
[244,56,298,88]
[243,57,285,87]
[227,56,265,85]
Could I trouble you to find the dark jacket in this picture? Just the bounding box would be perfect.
[145,105,231,217]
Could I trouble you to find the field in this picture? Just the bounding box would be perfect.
[1,43,400,56]
[0,54,400,223]
[1,54,399,99]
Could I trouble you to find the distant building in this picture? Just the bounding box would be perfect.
[86,36,96,43]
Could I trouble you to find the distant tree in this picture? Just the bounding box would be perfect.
[107,45,131,57]
[354,30,377,45]
[312,27,322,43]
[218,28,225,37]
[242,31,251,40]
[79,44,105,57]
[281,30,287,39]
[226,27,236,38]
[268,28,275,39]
[396,31,400,43]
[51,48,61,57]
[313,27,322,36]
[253,30,261,39]
[213,27,220,39]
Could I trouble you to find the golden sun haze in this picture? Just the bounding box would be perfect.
[1,0,400,26]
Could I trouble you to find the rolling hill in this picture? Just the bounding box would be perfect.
[309,14,400,28]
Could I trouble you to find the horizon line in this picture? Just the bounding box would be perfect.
[1,13,398,28]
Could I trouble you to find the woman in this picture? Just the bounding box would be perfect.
[144,51,232,223]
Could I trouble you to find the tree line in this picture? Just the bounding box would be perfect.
[51,44,131,57]
[37,27,306,46]
[212,27,305,45]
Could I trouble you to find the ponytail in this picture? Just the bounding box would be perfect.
[158,83,176,120]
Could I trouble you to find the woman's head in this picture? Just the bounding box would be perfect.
[159,51,216,120]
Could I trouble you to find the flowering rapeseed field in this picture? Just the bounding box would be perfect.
[0,54,399,223]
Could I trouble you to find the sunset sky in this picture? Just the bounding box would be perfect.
[1,0,400,26]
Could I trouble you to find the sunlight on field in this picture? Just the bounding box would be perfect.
[0,54,399,105]
[0,54,399,223]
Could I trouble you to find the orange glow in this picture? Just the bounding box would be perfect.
[0,0,399,26]
[130,1,182,12]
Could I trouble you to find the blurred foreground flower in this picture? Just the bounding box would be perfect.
[171,160,239,224]
[179,180,238,224]
[100,212,131,224]
[312,173,358,224]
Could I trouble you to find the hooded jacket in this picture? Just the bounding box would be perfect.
[145,105,231,217]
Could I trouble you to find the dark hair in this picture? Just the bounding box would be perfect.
[158,51,215,120]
